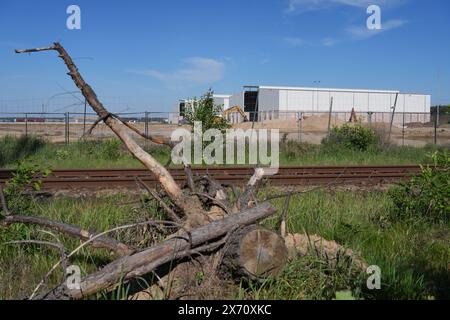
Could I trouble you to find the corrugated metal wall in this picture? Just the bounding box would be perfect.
[256,88,430,113]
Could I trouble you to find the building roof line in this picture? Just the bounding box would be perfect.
[254,85,401,94]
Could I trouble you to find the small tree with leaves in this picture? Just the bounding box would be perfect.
[184,89,230,133]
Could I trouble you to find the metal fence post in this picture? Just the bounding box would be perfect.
[25,113,28,137]
[83,98,87,138]
[145,111,149,148]
[65,112,69,145]
[297,112,303,143]
[434,109,437,145]
[402,112,405,146]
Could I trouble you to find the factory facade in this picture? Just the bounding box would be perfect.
[172,85,431,124]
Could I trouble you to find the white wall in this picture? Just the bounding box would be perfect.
[258,88,279,112]
[229,92,244,109]
[271,88,430,113]
[213,96,230,111]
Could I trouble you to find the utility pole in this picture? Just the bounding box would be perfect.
[83,98,87,136]
[388,93,399,142]
[327,97,334,140]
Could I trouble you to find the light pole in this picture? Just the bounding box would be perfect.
[313,81,321,111]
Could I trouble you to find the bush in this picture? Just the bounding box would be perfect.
[323,124,379,151]
[101,139,123,160]
[184,89,230,133]
[2,159,51,214]
[388,150,449,223]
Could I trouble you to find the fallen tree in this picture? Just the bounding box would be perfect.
[6,42,288,299]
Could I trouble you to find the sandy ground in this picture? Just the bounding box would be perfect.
[1,116,449,147]
[233,114,450,147]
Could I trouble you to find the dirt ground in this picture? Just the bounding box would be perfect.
[233,114,450,147]
[1,115,449,147]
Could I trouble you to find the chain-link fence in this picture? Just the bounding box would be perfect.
[0,110,448,147]
[0,112,175,145]
[225,110,448,147]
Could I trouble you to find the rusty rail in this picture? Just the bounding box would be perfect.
[0,165,421,190]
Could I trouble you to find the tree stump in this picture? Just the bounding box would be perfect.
[222,225,287,281]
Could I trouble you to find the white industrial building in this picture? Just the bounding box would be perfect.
[171,86,431,124]
[229,85,430,113]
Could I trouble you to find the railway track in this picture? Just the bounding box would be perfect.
[0,165,421,190]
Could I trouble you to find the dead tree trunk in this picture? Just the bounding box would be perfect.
[222,225,287,280]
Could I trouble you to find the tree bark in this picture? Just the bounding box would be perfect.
[221,225,287,280]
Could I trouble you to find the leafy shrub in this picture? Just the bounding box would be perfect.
[323,124,379,151]
[2,159,51,214]
[55,149,70,160]
[388,150,449,223]
[184,89,230,133]
[101,139,123,160]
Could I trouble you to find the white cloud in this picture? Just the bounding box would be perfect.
[286,0,407,13]
[321,37,339,46]
[346,19,407,39]
[283,37,306,46]
[131,57,225,89]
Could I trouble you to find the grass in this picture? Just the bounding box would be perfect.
[254,189,450,300]
[0,188,448,300]
[1,136,448,300]
[0,135,46,167]
[1,135,445,169]
[0,193,169,300]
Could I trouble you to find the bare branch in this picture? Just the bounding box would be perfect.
[4,240,63,252]
[193,192,230,215]
[240,167,265,209]
[278,192,292,238]
[136,177,182,223]
[1,215,134,256]
[15,46,56,54]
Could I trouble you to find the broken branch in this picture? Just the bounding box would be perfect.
[1,215,134,256]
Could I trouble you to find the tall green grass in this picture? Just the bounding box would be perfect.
[257,189,450,300]
[1,189,448,300]
[0,136,46,167]
[1,136,444,169]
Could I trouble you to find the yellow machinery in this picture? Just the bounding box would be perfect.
[215,105,248,123]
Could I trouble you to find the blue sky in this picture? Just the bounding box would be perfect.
[0,0,449,112]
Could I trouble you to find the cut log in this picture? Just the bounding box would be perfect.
[222,225,287,280]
